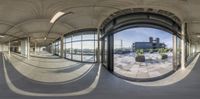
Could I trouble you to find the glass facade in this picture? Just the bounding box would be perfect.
[101,27,199,80]
[72,41,82,61]
[185,40,197,62]
[99,10,189,81]
[64,30,97,62]
[46,27,197,81]
[54,40,61,56]
[112,27,175,78]
[43,9,199,82]
[64,36,72,59]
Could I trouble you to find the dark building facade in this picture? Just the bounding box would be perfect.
[132,37,166,52]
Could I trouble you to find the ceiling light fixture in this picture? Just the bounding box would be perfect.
[50,11,73,23]
[0,35,5,38]
[197,35,200,38]
[50,11,65,23]
[44,37,47,40]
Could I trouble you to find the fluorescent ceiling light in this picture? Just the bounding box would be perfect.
[50,11,65,23]
[0,35,5,38]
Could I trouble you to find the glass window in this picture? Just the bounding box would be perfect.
[72,42,82,61]
[65,43,72,59]
[63,30,97,62]
[113,27,173,79]
[95,34,98,40]
[72,35,81,41]
[83,34,94,40]
[82,41,95,62]
[65,37,71,43]
[54,40,61,56]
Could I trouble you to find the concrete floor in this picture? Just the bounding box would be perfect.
[0,52,200,99]
[5,52,93,83]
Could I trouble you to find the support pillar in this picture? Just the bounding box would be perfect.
[189,43,191,55]
[51,43,54,55]
[34,42,37,54]
[27,37,30,59]
[8,41,11,56]
[195,43,198,53]
[181,22,186,70]
[21,38,30,59]
[60,36,64,58]
[173,35,177,70]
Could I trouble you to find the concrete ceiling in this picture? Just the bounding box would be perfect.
[0,0,200,46]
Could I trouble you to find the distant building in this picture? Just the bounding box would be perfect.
[132,37,166,52]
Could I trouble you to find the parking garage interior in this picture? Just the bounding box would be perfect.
[1,0,200,99]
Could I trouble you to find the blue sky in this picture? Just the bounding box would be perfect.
[114,27,173,48]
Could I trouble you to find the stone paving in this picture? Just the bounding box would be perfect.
[114,52,173,79]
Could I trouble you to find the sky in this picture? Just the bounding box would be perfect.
[114,27,173,49]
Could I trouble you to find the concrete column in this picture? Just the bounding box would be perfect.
[21,39,27,57]
[181,23,186,70]
[8,41,11,56]
[38,47,40,52]
[189,43,191,55]
[192,44,194,53]
[60,36,64,58]
[194,43,197,53]
[21,38,30,59]
[27,37,30,59]
[51,43,54,55]
[34,42,37,54]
